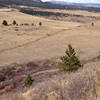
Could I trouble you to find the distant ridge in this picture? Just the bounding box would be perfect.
[0,0,100,8]
[0,0,100,13]
[0,0,42,7]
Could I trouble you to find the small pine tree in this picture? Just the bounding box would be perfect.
[2,20,8,26]
[23,75,34,88]
[91,22,94,27]
[60,44,82,72]
[39,22,42,26]
[13,20,17,25]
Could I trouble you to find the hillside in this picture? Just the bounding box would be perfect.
[0,3,100,100]
[19,7,100,23]
[0,0,41,7]
[0,0,100,12]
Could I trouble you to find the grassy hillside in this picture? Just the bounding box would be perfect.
[0,4,100,100]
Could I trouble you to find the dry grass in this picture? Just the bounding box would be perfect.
[0,8,100,100]
[0,10,100,68]
[0,10,81,67]
[0,62,98,100]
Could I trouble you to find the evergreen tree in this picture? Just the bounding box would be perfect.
[39,22,42,26]
[2,20,8,26]
[13,20,17,25]
[23,75,34,88]
[60,44,82,72]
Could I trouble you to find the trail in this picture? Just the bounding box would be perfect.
[32,68,59,77]
[24,56,99,78]
[0,26,81,54]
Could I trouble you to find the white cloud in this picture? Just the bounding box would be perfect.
[42,0,100,3]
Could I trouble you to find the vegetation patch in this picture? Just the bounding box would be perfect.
[13,20,17,25]
[20,8,100,22]
[60,44,82,72]
[2,20,8,26]
[23,75,34,88]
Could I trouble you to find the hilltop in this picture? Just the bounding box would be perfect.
[0,0,41,7]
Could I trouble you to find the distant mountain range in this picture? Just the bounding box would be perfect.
[0,0,41,2]
[0,0,41,5]
[0,0,100,13]
[0,0,100,7]
[0,0,42,7]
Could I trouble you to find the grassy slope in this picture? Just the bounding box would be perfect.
[0,9,100,100]
[0,10,100,67]
[0,10,80,66]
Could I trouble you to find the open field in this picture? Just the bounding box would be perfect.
[0,8,100,99]
[0,10,82,66]
[0,10,100,66]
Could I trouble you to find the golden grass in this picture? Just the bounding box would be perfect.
[0,10,100,67]
[0,8,100,100]
[0,10,81,66]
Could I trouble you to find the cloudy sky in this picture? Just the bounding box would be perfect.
[42,0,100,3]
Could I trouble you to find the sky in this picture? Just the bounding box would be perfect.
[42,0,100,3]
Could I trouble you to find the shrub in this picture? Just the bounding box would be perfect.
[91,22,94,26]
[60,44,82,72]
[2,20,8,26]
[32,23,34,26]
[23,75,34,88]
[39,22,42,26]
[13,20,17,25]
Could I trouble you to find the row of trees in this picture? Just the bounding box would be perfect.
[2,20,42,26]
[2,20,17,26]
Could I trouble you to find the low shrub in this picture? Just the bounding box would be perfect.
[39,22,42,26]
[13,20,17,25]
[91,22,94,26]
[23,75,34,88]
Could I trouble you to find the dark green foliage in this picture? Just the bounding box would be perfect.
[2,20,8,26]
[20,9,98,21]
[23,75,34,88]
[60,44,82,72]
[39,22,42,26]
[13,20,17,25]
[20,8,83,17]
